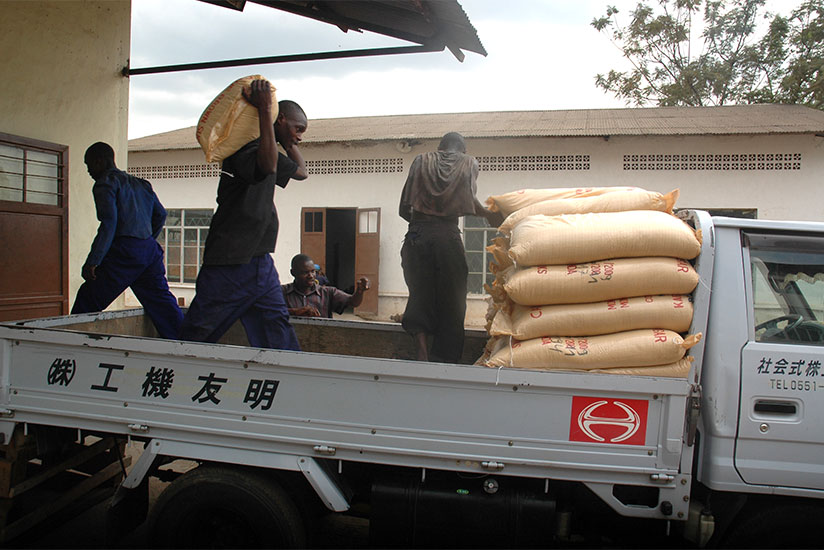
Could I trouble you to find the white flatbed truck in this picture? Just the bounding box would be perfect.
[1,210,823,548]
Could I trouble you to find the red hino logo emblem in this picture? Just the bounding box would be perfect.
[569,396,648,446]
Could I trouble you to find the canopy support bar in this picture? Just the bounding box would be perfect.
[124,44,445,76]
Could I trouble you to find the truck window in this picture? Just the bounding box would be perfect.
[748,233,824,345]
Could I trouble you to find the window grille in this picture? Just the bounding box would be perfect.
[130,164,221,179]
[478,155,590,172]
[623,153,801,171]
[463,215,499,295]
[157,209,213,284]
[306,158,404,175]
[0,137,66,206]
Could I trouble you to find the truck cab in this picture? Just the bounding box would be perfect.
[698,217,824,547]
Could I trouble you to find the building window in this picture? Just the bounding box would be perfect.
[464,215,498,295]
[157,209,213,284]
[0,134,66,206]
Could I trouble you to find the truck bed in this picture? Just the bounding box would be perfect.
[0,212,713,522]
[0,309,697,519]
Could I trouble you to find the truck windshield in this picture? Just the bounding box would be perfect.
[748,233,824,345]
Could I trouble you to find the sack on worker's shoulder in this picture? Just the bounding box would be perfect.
[196,75,278,164]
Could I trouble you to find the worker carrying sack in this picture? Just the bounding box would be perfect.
[483,329,701,370]
[196,75,278,164]
[498,189,679,236]
[507,210,702,266]
[490,294,694,340]
[501,257,699,306]
[486,186,643,218]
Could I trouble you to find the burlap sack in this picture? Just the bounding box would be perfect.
[508,211,702,267]
[196,75,278,163]
[490,294,694,339]
[502,257,699,306]
[486,186,643,217]
[498,189,679,235]
[591,357,693,378]
[484,329,701,370]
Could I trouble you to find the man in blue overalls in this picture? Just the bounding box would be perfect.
[179,79,307,350]
[72,142,183,339]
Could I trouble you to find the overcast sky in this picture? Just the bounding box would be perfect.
[127,1,660,139]
[129,0,635,138]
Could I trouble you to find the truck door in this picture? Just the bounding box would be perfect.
[736,232,824,489]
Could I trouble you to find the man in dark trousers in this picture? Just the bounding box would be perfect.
[179,79,307,350]
[282,254,369,318]
[72,142,183,339]
[399,132,503,363]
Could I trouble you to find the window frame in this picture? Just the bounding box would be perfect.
[157,208,213,285]
[462,215,498,296]
[0,132,67,211]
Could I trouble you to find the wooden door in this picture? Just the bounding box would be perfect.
[300,207,326,274]
[354,208,380,315]
[0,133,68,321]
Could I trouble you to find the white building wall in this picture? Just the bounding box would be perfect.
[130,129,824,325]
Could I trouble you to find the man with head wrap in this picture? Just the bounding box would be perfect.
[398,132,503,362]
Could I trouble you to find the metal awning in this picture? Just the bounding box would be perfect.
[126,0,486,76]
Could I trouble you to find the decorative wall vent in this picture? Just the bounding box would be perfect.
[306,158,404,175]
[478,155,590,171]
[623,153,801,171]
[131,164,220,179]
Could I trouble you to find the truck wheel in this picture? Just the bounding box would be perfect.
[720,503,824,548]
[147,464,306,548]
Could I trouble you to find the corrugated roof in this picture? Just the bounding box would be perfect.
[197,0,485,59]
[129,104,824,152]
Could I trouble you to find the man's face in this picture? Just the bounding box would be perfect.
[275,111,308,149]
[292,260,316,291]
[84,155,107,181]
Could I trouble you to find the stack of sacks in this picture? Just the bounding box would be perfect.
[479,187,702,378]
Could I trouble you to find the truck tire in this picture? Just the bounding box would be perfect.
[147,464,306,548]
[719,503,824,548]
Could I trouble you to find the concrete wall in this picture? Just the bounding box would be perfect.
[130,128,824,325]
[1,0,131,308]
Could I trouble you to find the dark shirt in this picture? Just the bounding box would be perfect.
[203,139,298,265]
[398,151,479,222]
[281,283,351,318]
[86,168,166,266]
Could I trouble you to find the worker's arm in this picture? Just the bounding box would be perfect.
[474,198,505,228]
[242,79,277,176]
[284,143,307,180]
[346,277,370,309]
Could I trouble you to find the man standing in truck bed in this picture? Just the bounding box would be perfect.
[398,132,502,363]
[180,79,307,350]
[72,142,183,339]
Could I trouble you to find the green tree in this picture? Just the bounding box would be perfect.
[591,0,824,110]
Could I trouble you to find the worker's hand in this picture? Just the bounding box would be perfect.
[484,209,505,228]
[293,306,320,317]
[241,79,273,113]
[81,264,97,282]
[355,277,370,293]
